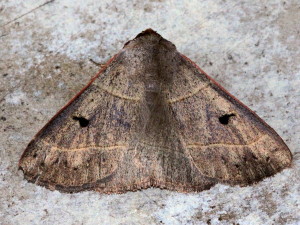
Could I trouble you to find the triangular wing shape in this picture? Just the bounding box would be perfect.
[166,54,292,186]
[19,29,292,193]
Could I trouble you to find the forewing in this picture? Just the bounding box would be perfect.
[19,54,145,192]
[167,55,292,185]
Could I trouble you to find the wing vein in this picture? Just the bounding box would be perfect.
[98,85,141,101]
[41,140,127,152]
[187,134,267,148]
[167,83,210,103]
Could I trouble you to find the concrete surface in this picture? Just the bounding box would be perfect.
[0,0,299,224]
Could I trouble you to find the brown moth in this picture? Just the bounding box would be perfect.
[19,29,292,193]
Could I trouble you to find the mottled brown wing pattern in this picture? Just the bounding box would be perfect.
[167,56,292,185]
[19,56,146,192]
[19,29,292,193]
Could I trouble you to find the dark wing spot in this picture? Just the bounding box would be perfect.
[73,116,89,127]
[219,113,236,125]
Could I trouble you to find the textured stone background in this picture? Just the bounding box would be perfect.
[0,0,299,224]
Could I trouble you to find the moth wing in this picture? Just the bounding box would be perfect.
[19,55,145,192]
[168,55,292,185]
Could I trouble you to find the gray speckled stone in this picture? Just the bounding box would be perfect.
[0,0,299,224]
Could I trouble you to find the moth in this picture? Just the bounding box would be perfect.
[19,29,292,193]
